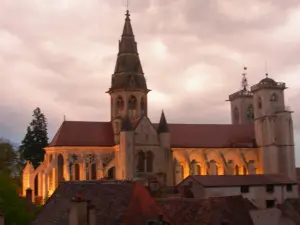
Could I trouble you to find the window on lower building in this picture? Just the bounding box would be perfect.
[266,184,274,193]
[240,186,249,193]
[266,200,275,208]
[286,184,293,192]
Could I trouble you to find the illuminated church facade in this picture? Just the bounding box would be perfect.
[22,11,296,202]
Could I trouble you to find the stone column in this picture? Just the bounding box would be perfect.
[38,172,43,196]
[81,155,86,181]
[42,173,48,201]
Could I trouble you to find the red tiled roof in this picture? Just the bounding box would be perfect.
[157,195,255,225]
[180,174,297,187]
[49,120,255,148]
[163,123,255,148]
[31,180,171,225]
[49,121,115,147]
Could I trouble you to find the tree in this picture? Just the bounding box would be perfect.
[0,171,34,225]
[0,139,17,176]
[19,107,49,168]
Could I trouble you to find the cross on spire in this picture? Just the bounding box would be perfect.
[241,67,248,91]
[123,0,129,11]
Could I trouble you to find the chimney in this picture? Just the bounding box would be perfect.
[0,211,4,225]
[87,201,97,225]
[69,194,88,225]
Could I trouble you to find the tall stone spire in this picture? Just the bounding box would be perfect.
[157,111,169,133]
[108,10,148,93]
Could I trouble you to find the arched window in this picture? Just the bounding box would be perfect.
[247,105,254,121]
[258,97,262,109]
[270,93,277,102]
[233,107,239,124]
[116,96,124,110]
[74,164,80,180]
[235,165,239,175]
[146,151,154,172]
[128,95,137,110]
[107,166,115,179]
[141,97,146,115]
[136,151,145,172]
[57,154,64,182]
[34,175,39,196]
[91,163,97,180]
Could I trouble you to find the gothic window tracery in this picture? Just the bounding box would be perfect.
[85,154,97,180]
[258,97,262,109]
[128,95,137,110]
[270,93,277,102]
[247,104,254,121]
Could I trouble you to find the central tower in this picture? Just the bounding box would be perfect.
[107,11,150,123]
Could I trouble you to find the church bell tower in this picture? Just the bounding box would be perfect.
[251,74,296,179]
[228,67,254,124]
[106,10,150,142]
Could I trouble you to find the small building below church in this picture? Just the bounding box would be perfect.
[178,174,298,209]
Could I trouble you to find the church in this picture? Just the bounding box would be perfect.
[22,10,296,202]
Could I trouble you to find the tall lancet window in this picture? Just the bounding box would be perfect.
[146,151,154,173]
[247,104,254,122]
[74,164,80,180]
[128,95,137,109]
[128,95,137,118]
[141,97,145,116]
[116,96,124,116]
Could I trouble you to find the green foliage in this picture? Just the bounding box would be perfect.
[0,139,17,175]
[0,172,34,225]
[19,107,49,168]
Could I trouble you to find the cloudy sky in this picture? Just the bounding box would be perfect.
[1,0,300,164]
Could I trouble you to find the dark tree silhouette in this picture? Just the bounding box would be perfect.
[19,107,49,168]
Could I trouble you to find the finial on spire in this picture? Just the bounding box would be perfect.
[266,73,268,78]
[241,66,248,91]
[123,0,130,16]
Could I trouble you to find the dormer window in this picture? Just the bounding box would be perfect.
[270,93,277,102]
